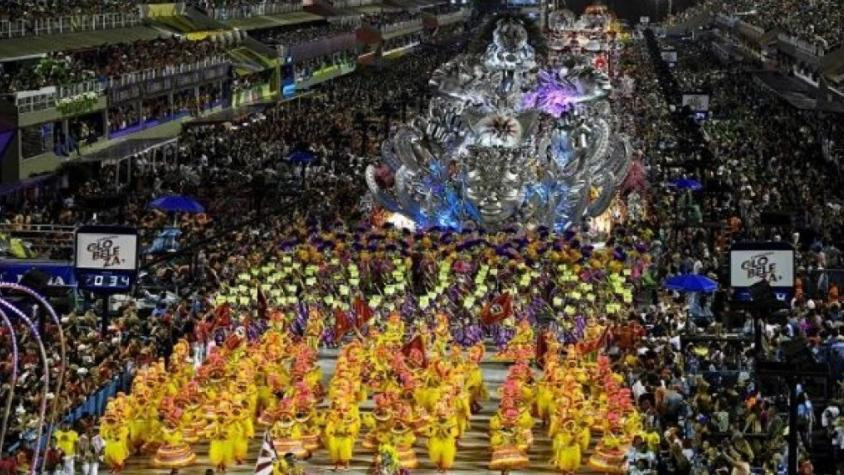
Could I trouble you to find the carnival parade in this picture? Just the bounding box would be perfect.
[1,0,843,474]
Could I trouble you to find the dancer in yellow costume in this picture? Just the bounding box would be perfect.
[231,402,250,465]
[495,319,534,362]
[552,419,581,474]
[536,359,561,426]
[153,404,197,468]
[465,344,488,413]
[415,359,449,414]
[206,411,234,472]
[425,400,459,471]
[100,412,130,472]
[323,400,360,470]
[362,394,394,450]
[269,400,308,459]
[489,406,530,472]
[126,388,149,454]
[387,403,419,470]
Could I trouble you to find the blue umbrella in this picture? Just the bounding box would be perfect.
[668,178,703,191]
[664,274,718,293]
[148,195,205,213]
[288,150,316,164]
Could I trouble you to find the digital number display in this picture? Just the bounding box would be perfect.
[77,270,134,292]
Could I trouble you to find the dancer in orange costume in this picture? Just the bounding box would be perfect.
[291,384,321,453]
[362,393,395,450]
[490,405,530,472]
[387,402,419,470]
[269,400,308,459]
[153,401,196,468]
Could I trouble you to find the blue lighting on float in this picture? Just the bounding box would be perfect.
[550,133,574,168]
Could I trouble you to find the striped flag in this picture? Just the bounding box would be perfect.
[254,431,278,475]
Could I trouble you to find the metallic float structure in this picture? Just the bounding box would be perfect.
[366,13,631,231]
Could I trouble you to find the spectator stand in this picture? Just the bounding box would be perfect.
[700,9,844,107]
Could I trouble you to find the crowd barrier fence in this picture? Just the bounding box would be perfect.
[0,12,141,39]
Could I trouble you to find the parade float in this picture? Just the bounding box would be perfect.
[365,12,633,232]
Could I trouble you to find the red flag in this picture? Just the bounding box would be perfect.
[256,287,268,320]
[401,335,427,367]
[587,325,611,353]
[535,331,549,367]
[224,333,242,351]
[481,292,513,325]
[354,296,374,328]
[214,304,232,329]
[333,308,353,340]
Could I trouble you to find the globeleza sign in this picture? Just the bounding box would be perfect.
[729,242,794,302]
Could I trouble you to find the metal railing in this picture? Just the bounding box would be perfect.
[13,80,106,114]
[10,56,228,114]
[437,9,469,25]
[209,2,302,21]
[328,0,376,7]
[777,33,826,56]
[735,19,764,39]
[380,18,422,34]
[0,12,141,39]
[328,15,362,28]
[106,55,230,89]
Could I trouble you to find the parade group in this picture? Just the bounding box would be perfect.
[94,224,655,474]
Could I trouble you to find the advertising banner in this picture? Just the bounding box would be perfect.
[682,93,710,112]
[0,260,76,288]
[730,242,795,302]
[660,50,678,63]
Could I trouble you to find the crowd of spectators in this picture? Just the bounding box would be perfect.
[0,39,461,463]
[253,22,356,48]
[293,51,357,83]
[0,37,227,94]
[606,26,844,474]
[106,84,222,134]
[668,0,842,52]
[0,0,301,23]
[362,10,419,29]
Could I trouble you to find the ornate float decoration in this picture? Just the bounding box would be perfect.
[365,14,631,231]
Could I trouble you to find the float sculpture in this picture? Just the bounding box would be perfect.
[366,14,631,231]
